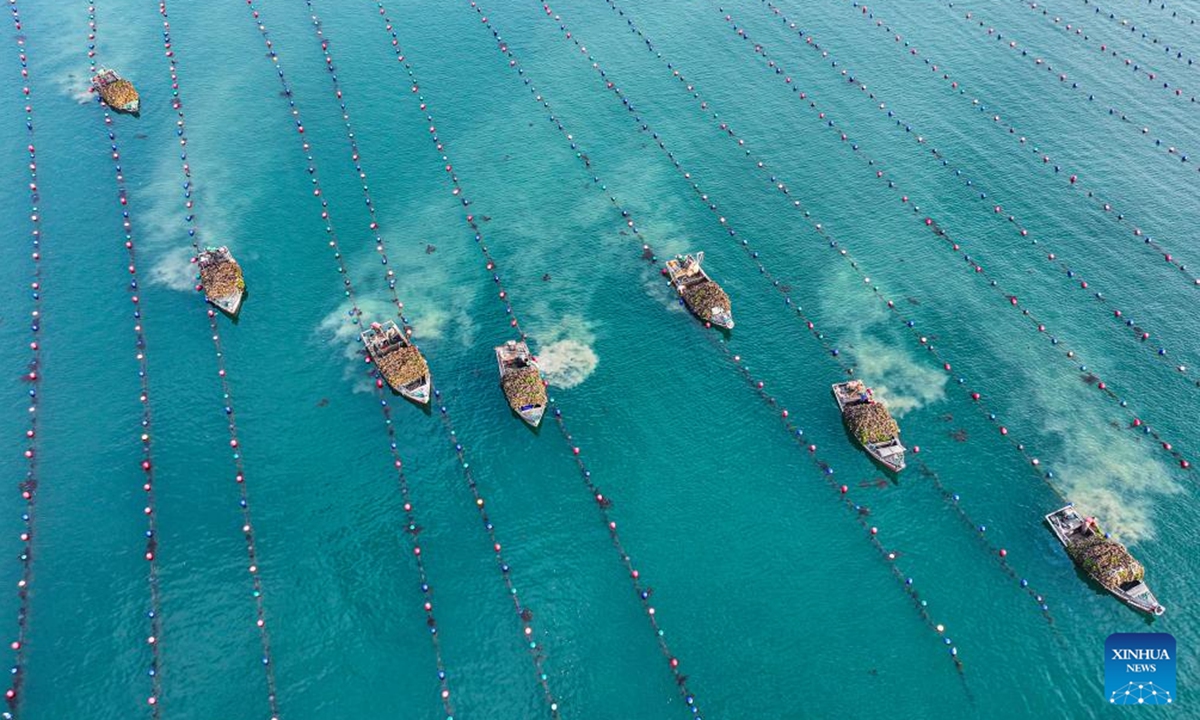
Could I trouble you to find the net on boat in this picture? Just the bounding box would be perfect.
[200,259,245,299]
[1066,535,1145,590]
[682,281,730,321]
[98,79,138,109]
[843,402,900,445]
[501,366,547,410]
[376,345,429,387]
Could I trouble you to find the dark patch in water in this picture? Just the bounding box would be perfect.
[425,244,436,254]
[907,296,921,305]
[481,215,491,222]
[951,428,968,442]
[940,413,953,422]
[316,398,329,408]
[641,246,654,260]
[1082,373,1099,385]
[779,283,792,294]
[858,478,888,489]
[542,273,551,282]
[135,133,148,140]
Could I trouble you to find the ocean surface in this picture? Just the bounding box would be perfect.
[3,0,1200,717]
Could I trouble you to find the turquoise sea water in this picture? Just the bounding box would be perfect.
[4,0,1200,717]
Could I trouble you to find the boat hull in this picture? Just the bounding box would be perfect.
[517,405,546,428]
[208,290,244,317]
[398,378,432,406]
[865,445,905,473]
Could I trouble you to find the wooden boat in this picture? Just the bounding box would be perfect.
[832,380,906,472]
[196,246,246,316]
[361,321,431,405]
[496,340,546,427]
[1045,505,1164,616]
[90,67,139,113]
[665,252,734,329]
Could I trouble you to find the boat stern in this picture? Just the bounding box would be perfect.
[710,307,734,329]
[210,290,244,317]
[870,441,907,473]
[400,377,433,406]
[518,404,546,428]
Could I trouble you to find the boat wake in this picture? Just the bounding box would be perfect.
[148,246,197,292]
[1040,401,1181,542]
[853,338,947,417]
[538,339,598,388]
[534,315,598,388]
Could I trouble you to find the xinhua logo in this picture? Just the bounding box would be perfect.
[1106,633,1176,705]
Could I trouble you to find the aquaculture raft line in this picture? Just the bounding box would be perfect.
[1078,0,1199,66]
[600,0,1190,496]
[472,0,966,676]
[3,0,42,714]
[535,0,1054,625]
[374,0,701,712]
[156,0,281,715]
[1012,0,1197,101]
[713,5,1195,470]
[753,0,1200,398]
[86,1,165,712]
[840,0,1200,289]
[947,2,1197,170]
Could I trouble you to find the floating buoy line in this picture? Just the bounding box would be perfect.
[4,0,41,714]
[590,0,1188,512]
[841,1,1200,289]
[1018,0,1198,103]
[85,2,165,711]
[752,1,1200,395]
[156,1,280,715]
[476,0,967,677]
[1079,0,1199,66]
[947,2,1198,170]
[713,6,1195,470]
[538,0,1055,626]
[372,0,699,711]
[1017,0,1195,101]
[1131,0,1200,33]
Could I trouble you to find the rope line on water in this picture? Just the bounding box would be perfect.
[1078,0,1200,67]
[753,1,1200,400]
[1011,0,1198,100]
[85,2,165,712]
[373,0,709,711]
[156,1,282,715]
[236,2,568,716]
[839,1,1200,289]
[713,4,1195,471]
[537,0,1054,626]
[3,1,42,715]
[471,0,968,677]
[589,0,1181,525]
[945,1,1198,171]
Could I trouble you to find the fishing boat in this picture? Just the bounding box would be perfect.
[196,246,246,316]
[665,252,734,329]
[90,67,139,113]
[496,340,546,427]
[832,380,906,472]
[361,321,431,405]
[1045,505,1164,616]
